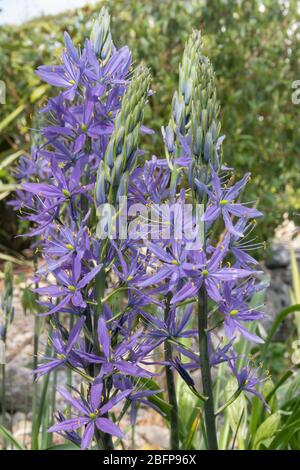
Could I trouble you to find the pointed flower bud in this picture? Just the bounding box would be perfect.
[103,65,151,203]
[90,7,113,63]
[192,54,222,170]
[95,161,107,206]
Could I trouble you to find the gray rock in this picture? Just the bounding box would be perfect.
[0,364,34,413]
[136,424,169,449]
[265,243,290,269]
[262,246,297,340]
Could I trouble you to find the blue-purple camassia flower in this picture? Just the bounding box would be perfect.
[226,351,270,411]
[34,257,101,315]
[218,283,264,343]
[201,170,262,237]
[13,17,271,448]
[171,243,260,304]
[75,317,153,378]
[34,316,85,378]
[49,385,131,448]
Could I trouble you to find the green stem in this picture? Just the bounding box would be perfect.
[31,255,40,450]
[101,421,115,450]
[47,370,57,448]
[93,241,114,451]
[94,240,108,355]
[66,315,74,418]
[198,284,218,449]
[67,364,93,382]
[164,293,179,450]
[1,363,6,449]
[101,285,129,304]
[215,388,242,416]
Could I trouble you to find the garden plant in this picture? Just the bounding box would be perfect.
[0,5,300,452]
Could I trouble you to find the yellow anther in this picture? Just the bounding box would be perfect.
[230,309,239,316]
[220,199,228,206]
[62,189,70,197]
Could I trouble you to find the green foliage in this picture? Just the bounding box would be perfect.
[0,424,25,450]
[290,245,300,336]
[174,282,300,450]
[0,0,300,247]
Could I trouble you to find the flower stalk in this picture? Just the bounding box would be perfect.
[164,293,179,450]
[198,284,218,449]
[12,10,268,450]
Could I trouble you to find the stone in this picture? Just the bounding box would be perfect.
[265,243,290,269]
[0,364,33,413]
[136,424,169,449]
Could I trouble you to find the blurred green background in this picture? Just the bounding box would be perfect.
[0,0,300,253]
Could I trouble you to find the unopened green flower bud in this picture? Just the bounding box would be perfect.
[91,7,113,63]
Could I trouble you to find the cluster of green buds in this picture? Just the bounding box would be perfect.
[95,66,151,241]
[164,31,223,196]
[191,55,222,170]
[164,31,203,164]
[90,7,113,64]
[0,262,14,343]
[95,65,151,207]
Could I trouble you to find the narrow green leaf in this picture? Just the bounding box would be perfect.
[32,372,51,449]
[253,412,281,449]
[183,412,202,450]
[224,377,247,449]
[0,424,25,450]
[0,183,18,193]
[0,253,31,266]
[0,105,25,133]
[262,304,300,352]
[0,150,23,171]
[30,84,49,103]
